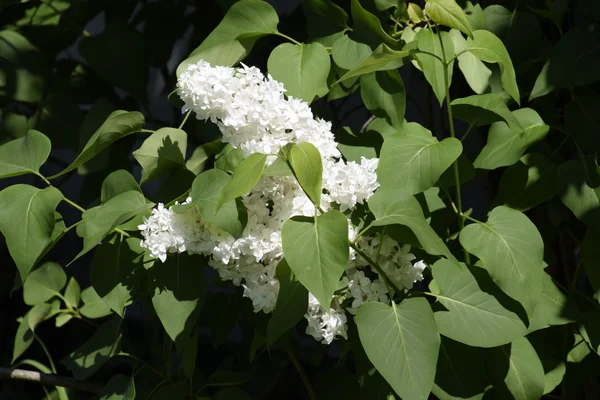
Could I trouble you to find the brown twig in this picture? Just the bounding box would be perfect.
[0,367,103,394]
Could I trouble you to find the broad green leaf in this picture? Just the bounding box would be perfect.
[580,309,600,354]
[215,144,244,173]
[74,191,152,263]
[336,44,414,83]
[15,0,70,26]
[186,145,209,175]
[91,236,144,316]
[262,157,292,177]
[0,30,48,103]
[436,153,475,188]
[451,93,522,131]
[302,0,349,47]
[350,0,396,47]
[133,128,187,184]
[581,230,600,302]
[267,42,330,102]
[62,319,122,379]
[101,170,142,204]
[23,262,67,306]
[287,142,323,207]
[459,206,544,316]
[565,96,600,153]
[0,130,50,179]
[188,169,246,237]
[527,272,574,333]
[334,126,381,163]
[266,259,308,346]
[177,0,279,75]
[331,34,372,70]
[64,278,81,310]
[414,29,455,105]
[56,314,73,328]
[79,287,112,319]
[431,259,527,347]
[448,29,490,94]
[0,185,63,281]
[557,159,600,230]
[432,337,486,400]
[425,0,473,38]
[360,70,405,128]
[49,111,145,179]
[76,98,116,176]
[496,153,557,212]
[150,253,206,349]
[182,328,199,379]
[217,153,266,211]
[356,299,440,400]
[378,122,462,194]
[368,189,455,260]
[474,108,549,170]
[282,210,348,309]
[488,337,545,400]
[12,305,53,363]
[99,374,135,400]
[466,30,520,104]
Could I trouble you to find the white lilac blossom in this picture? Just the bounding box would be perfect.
[139,60,426,343]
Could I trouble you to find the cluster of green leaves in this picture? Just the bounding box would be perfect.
[2,0,600,399]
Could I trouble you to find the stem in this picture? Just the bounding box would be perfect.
[33,335,56,374]
[273,32,302,46]
[461,213,481,225]
[141,129,155,133]
[446,49,470,65]
[350,242,403,295]
[286,350,317,400]
[0,367,102,394]
[62,198,85,213]
[436,26,470,264]
[179,110,192,130]
[118,352,167,381]
[568,260,582,300]
[414,50,445,65]
[460,122,476,143]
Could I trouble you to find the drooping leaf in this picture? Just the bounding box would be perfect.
[350,0,396,47]
[0,130,51,179]
[448,29,491,94]
[217,153,267,211]
[336,43,414,83]
[99,374,136,400]
[378,122,462,194]
[267,42,330,102]
[425,0,473,38]
[133,128,187,184]
[282,210,348,309]
[101,170,142,204]
[287,142,323,207]
[414,29,455,105]
[0,185,63,281]
[23,262,67,306]
[360,70,405,128]
[451,93,522,131]
[356,299,440,400]
[459,206,544,316]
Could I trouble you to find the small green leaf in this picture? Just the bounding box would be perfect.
[23,262,67,306]
[350,0,397,47]
[55,314,73,328]
[282,210,348,309]
[79,287,112,319]
[218,153,267,211]
[414,29,455,105]
[287,142,323,207]
[331,34,372,70]
[448,29,491,94]
[336,44,414,83]
[62,319,122,379]
[77,98,116,175]
[356,299,440,400]
[557,159,600,230]
[0,185,63,281]
[378,122,462,194]
[0,130,50,179]
[101,170,142,204]
[368,189,455,260]
[268,42,330,103]
[266,259,308,347]
[133,128,187,184]
[49,111,145,179]
[360,69,405,128]
[459,206,544,316]
[474,108,549,170]
[451,93,522,131]
[425,0,473,38]
[15,0,71,26]
[99,374,135,400]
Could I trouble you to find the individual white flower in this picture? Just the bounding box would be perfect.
[304,293,348,344]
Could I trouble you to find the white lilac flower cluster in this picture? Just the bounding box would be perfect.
[138,60,426,344]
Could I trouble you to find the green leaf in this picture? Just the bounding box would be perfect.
[15,0,70,26]
[177,0,279,75]
[496,153,557,212]
[466,30,520,104]
[49,111,145,179]
[487,337,545,400]
[267,42,330,103]
[432,337,486,400]
[474,108,549,170]
[527,272,574,333]
[12,305,53,363]
[151,383,188,400]
[0,30,48,103]
[182,328,199,379]
[266,259,308,347]
[425,0,473,38]
[262,157,292,177]
[451,93,522,132]
[79,287,112,319]
[101,170,142,204]
[350,0,397,47]
[0,130,50,179]
[331,34,372,70]
[378,122,462,194]
[448,29,490,94]
[74,191,152,263]
[56,314,73,328]
[186,145,210,175]
[133,128,187,184]
[287,142,323,207]
[218,153,267,211]
[23,262,67,306]
[336,44,414,84]
[62,319,122,379]
[0,185,63,281]
[215,144,244,173]
[76,98,116,176]
[356,298,440,400]
[99,374,135,400]
[368,189,455,260]
[557,159,600,230]
[150,254,206,349]
[360,70,405,128]
[302,0,349,47]
[91,236,144,316]
[565,96,600,153]
[414,29,455,105]
[431,259,526,347]
[581,229,600,302]
[188,169,246,237]
[459,206,544,316]
[282,210,348,309]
